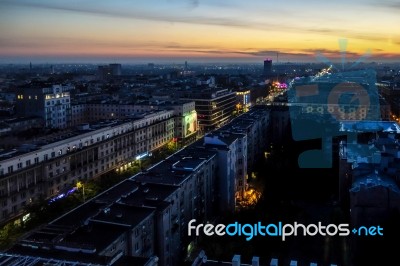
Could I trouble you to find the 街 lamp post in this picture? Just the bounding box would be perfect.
[77,181,85,202]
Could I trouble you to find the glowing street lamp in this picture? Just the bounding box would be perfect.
[77,181,85,202]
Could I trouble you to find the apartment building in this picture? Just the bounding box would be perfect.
[71,100,198,145]
[177,88,236,133]
[16,84,74,129]
[6,106,271,266]
[338,121,400,226]
[204,131,247,212]
[8,147,217,266]
[0,110,174,224]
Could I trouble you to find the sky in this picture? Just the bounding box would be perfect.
[0,0,399,63]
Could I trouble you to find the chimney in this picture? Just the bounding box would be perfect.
[252,256,259,266]
[232,255,240,266]
[270,258,278,266]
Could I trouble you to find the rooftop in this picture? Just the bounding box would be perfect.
[204,131,245,146]
[91,202,154,228]
[61,221,127,253]
[133,156,207,186]
[350,171,400,193]
[120,181,179,210]
[340,121,400,134]
[130,144,216,187]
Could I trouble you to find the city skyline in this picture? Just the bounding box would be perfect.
[0,0,399,63]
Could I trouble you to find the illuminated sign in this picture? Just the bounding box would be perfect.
[135,151,149,160]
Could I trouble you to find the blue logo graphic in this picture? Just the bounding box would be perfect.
[287,40,380,168]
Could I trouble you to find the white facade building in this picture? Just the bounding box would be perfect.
[16,84,73,129]
[0,110,174,224]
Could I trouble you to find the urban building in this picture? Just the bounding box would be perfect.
[8,146,217,266]
[0,116,43,134]
[5,106,271,266]
[203,131,247,211]
[162,100,198,145]
[0,252,159,266]
[378,81,400,116]
[222,108,270,172]
[191,252,338,266]
[0,110,175,224]
[97,64,122,80]
[338,121,400,226]
[264,59,273,77]
[350,171,400,226]
[235,89,251,112]
[16,84,73,129]
[177,88,236,133]
[71,100,198,145]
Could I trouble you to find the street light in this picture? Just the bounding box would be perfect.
[77,181,85,202]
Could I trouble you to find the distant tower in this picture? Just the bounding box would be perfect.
[263,59,272,76]
[184,61,188,71]
[109,63,122,76]
[29,62,32,71]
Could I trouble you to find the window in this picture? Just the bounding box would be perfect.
[17,163,23,169]
[8,166,13,173]
[135,242,139,252]
[26,160,31,166]
[34,157,39,164]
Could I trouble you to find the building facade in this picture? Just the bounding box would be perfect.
[71,100,198,145]
[0,110,174,224]
[6,107,272,266]
[16,84,73,129]
[178,88,236,133]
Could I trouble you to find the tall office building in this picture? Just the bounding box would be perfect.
[178,88,236,133]
[263,58,272,76]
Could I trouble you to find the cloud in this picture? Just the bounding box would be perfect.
[0,0,256,29]
[162,47,314,59]
[190,0,199,8]
[371,0,400,9]
[303,48,363,57]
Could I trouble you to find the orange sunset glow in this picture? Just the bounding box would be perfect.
[0,0,399,63]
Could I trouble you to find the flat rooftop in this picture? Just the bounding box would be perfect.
[120,181,179,210]
[91,202,154,228]
[61,221,127,253]
[131,150,215,186]
[340,121,400,134]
